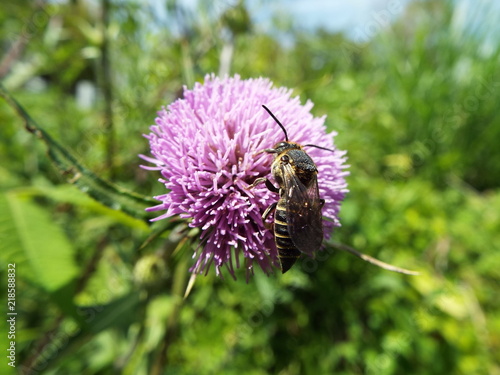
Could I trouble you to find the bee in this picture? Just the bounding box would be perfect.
[247,105,335,273]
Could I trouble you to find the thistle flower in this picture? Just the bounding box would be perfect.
[141,74,348,278]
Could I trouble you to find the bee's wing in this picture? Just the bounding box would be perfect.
[281,163,324,256]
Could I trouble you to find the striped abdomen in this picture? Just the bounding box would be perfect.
[274,199,300,273]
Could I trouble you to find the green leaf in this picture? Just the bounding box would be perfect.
[14,184,149,231]
[0,191,79,292]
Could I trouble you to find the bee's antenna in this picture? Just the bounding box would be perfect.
[304,144,336,153]
[262,105,288,142]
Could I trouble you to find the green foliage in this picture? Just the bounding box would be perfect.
[1,0,499,374]
[0,190,78,300]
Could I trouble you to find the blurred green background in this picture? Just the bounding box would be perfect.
[1,0,499,374]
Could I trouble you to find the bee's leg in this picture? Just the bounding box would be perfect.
[246,177,266,189]
[254,148,277,155]
[246,178,279,193]
[264,179,279,193]
[319,199,325,208]
[261,201,277,230]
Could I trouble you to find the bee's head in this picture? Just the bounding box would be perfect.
[271,141,301,154]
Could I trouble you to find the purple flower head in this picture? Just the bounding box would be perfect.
[141,74,348,278]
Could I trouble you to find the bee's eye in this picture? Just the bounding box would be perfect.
[281,155,290,163]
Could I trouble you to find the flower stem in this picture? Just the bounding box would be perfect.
[101,0,115,178]
[330,242,420,275]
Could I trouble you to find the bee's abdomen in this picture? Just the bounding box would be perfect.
[274,200,300,273]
